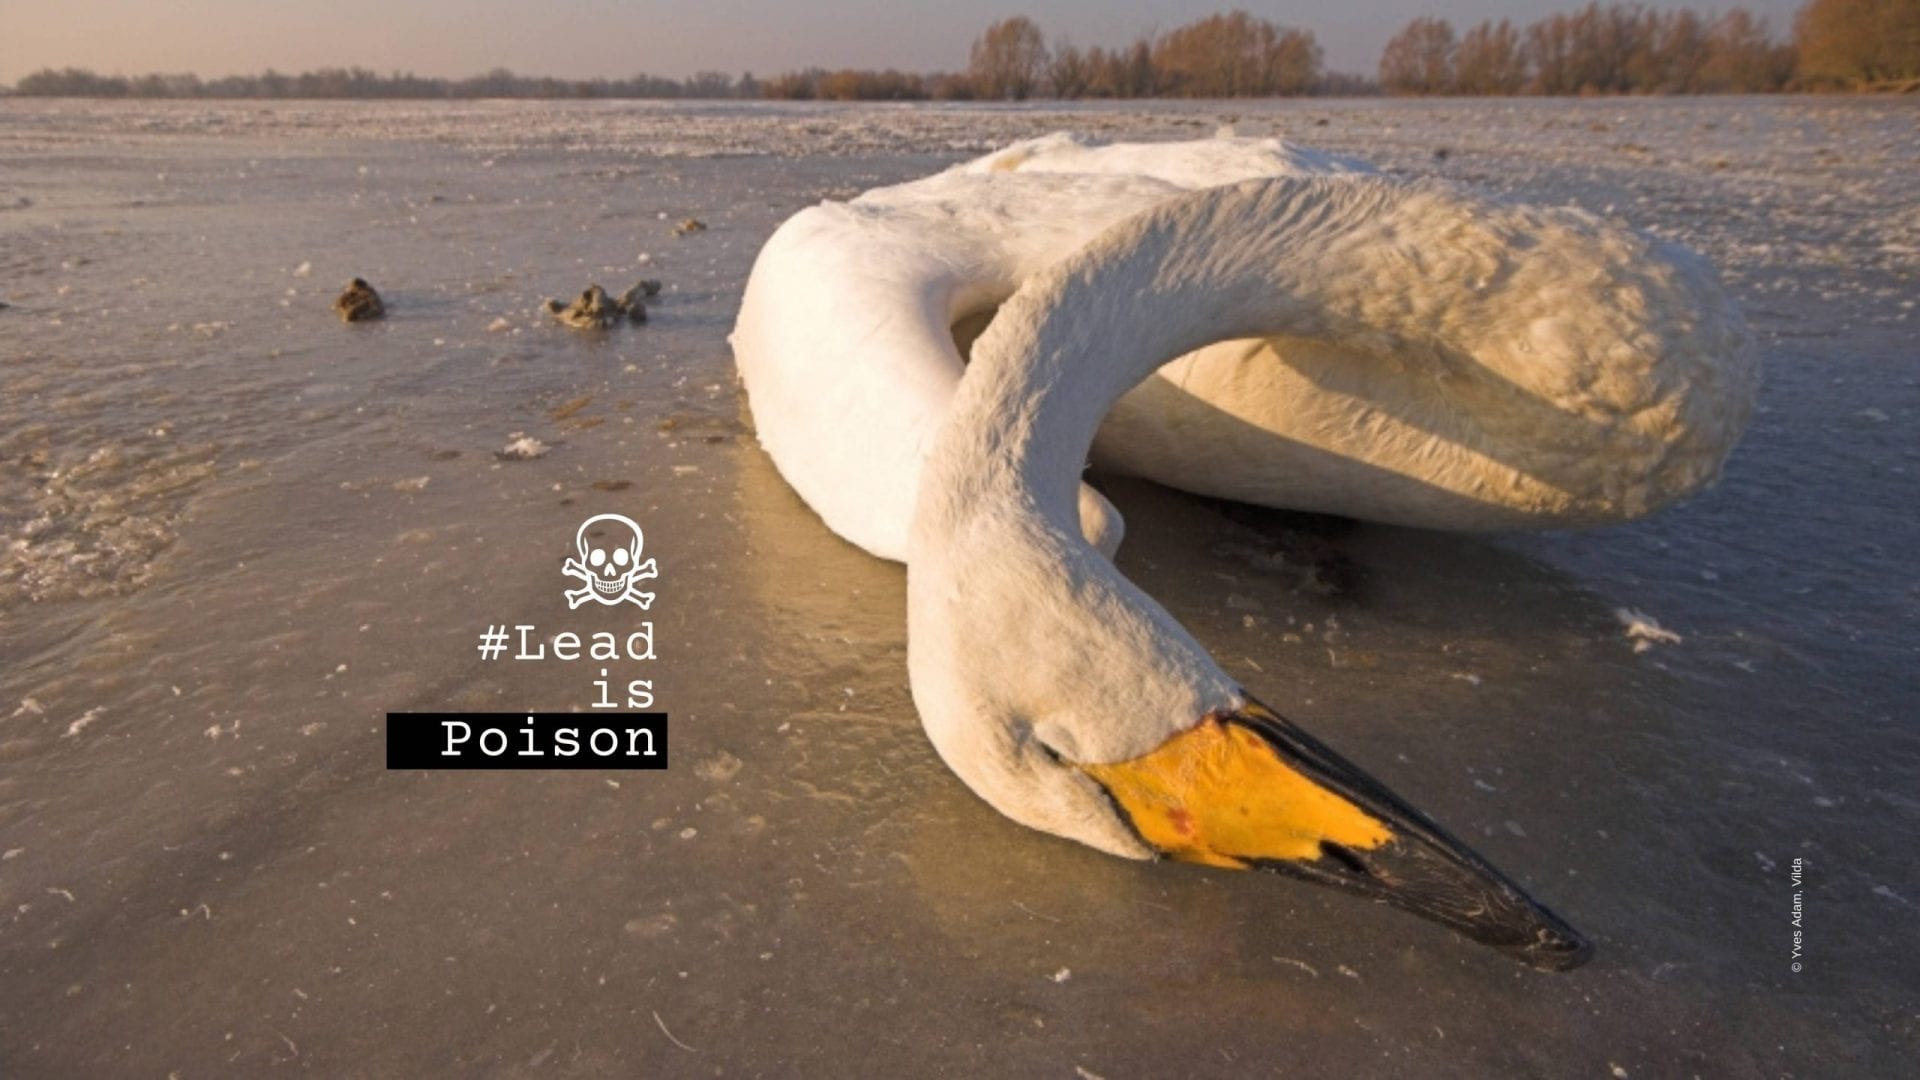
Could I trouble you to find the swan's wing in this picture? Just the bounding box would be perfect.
[732,134,1369,560]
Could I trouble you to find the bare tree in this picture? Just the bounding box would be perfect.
[1154,12,1256,96]
[1048,42,1091,99]
[1454,19,1528,94]
[1700,10,1795,91]
[1795,0,1920,86]
[1122,38,1157,97]
[969,16,1049,100]
[1526,3,1644,94]
[1380,17,1457,94]
[1267,26,1323,95]
[1629,9,1708,92]
[1150,12,1320,96]
[1084,38,1157,98]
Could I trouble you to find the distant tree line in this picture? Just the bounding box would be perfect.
[1379,0,1918,95]
[762,13,1327,100]
[756,68,966,101]
[6,3,1913,101]
[7,65,760,100]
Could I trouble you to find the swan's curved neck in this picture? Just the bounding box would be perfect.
[920,176,1396,536]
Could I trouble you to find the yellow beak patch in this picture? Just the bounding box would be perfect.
[1082,715,1393,869]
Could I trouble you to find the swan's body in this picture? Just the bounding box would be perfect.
[731,133,1755,968]
[735,133,1751,559]
[734,134,1371,560]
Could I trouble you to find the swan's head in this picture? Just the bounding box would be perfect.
[907,514,1593,972]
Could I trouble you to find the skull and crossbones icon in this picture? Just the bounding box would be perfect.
[562,513,658,609]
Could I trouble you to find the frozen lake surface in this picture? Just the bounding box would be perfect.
[1,97,1916,1075]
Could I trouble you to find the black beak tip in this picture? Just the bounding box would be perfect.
[1512,922,1595,972]
[1204,698,1602,973]
[1461,887,1593,972]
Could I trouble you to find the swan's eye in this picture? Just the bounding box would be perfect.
[1014,719,1067,767]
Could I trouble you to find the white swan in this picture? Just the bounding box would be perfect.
[731,134,1755,969]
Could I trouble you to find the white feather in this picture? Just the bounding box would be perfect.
[731,134,1756,858]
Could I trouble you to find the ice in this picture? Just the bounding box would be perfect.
[0,96,1913,1078]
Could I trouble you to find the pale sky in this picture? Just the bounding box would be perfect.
[0,1,1807,83]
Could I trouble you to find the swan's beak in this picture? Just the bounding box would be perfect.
[1080,698,1593,971]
